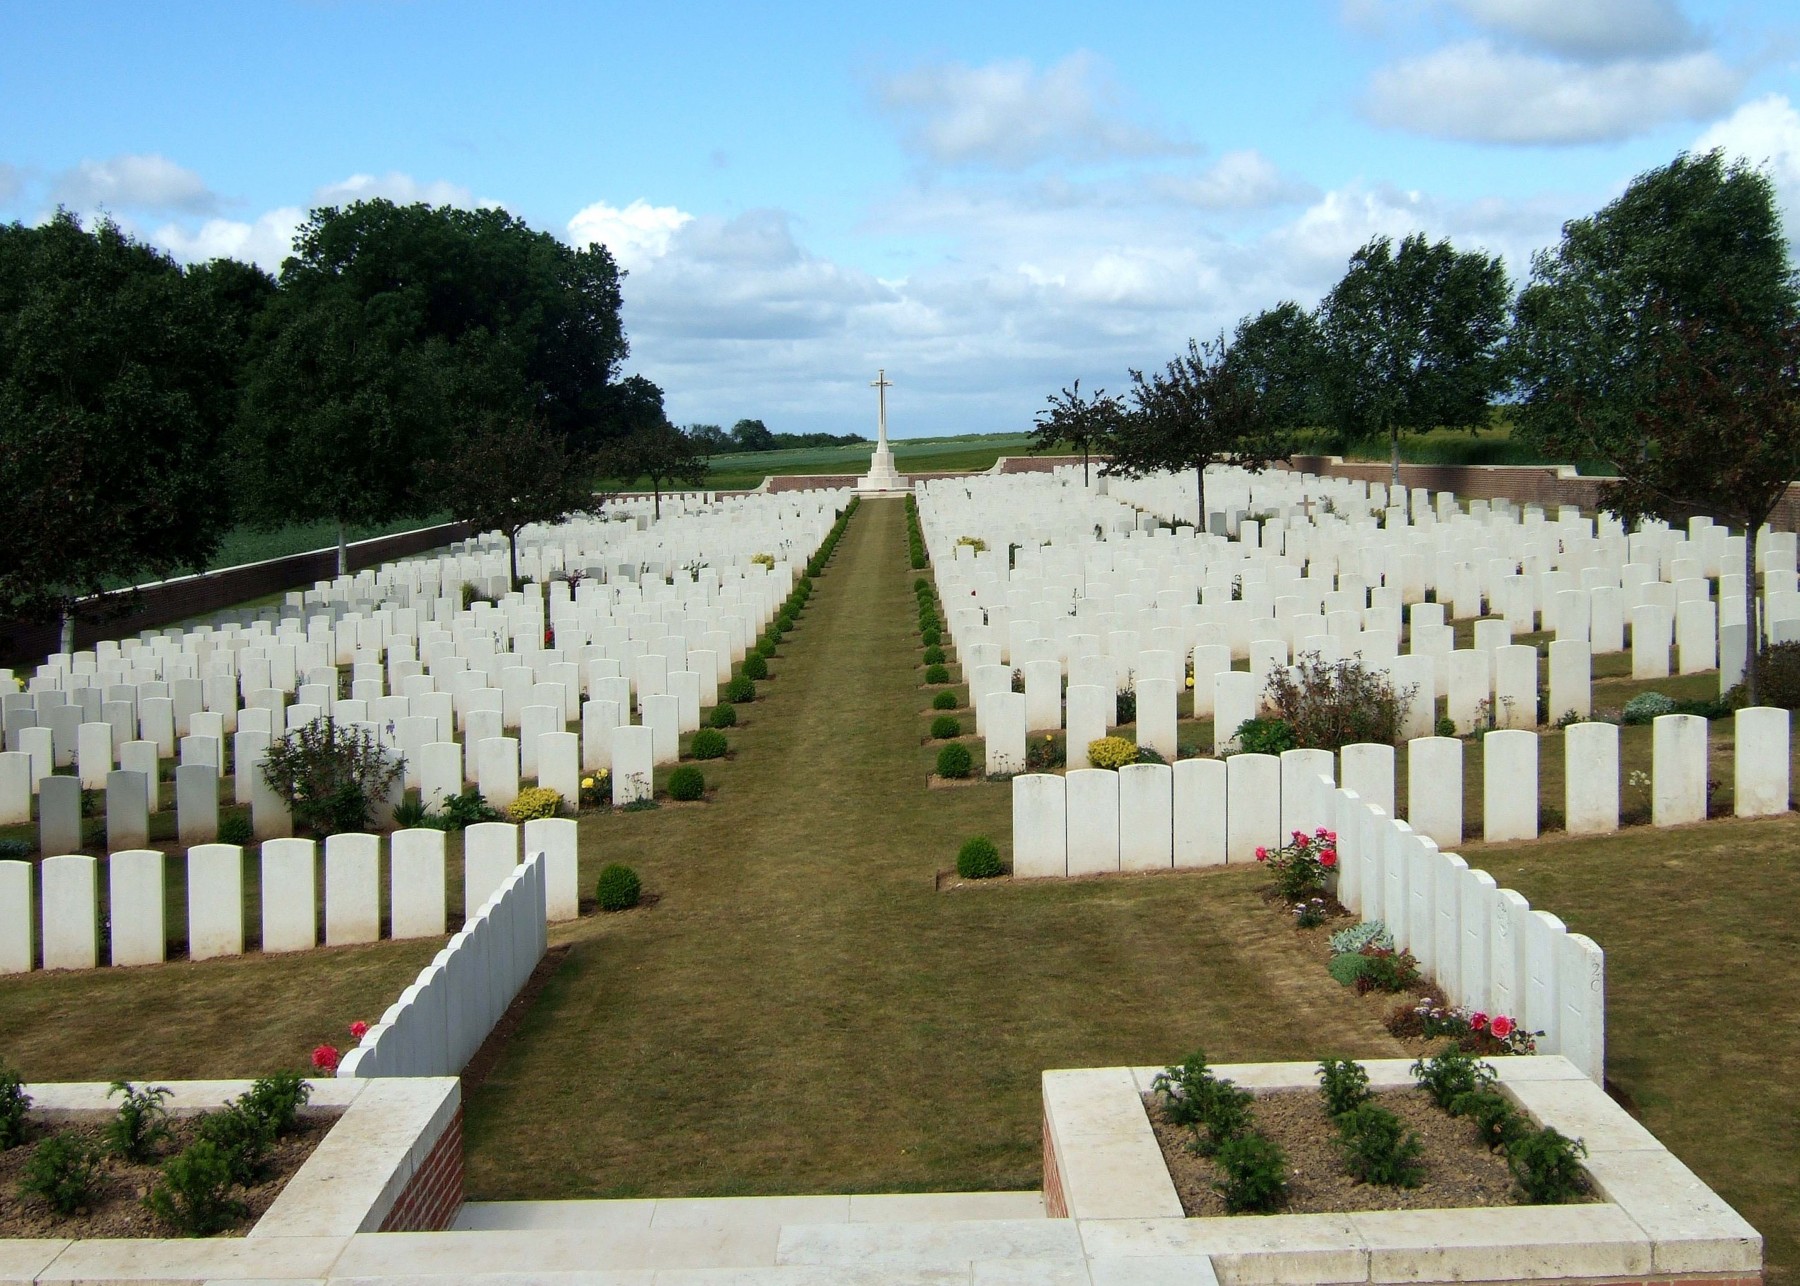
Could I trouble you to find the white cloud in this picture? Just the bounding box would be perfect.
[149,207,305,273]
[0,163,21,204]
[566,198,694,269]
[51,153,219,214]
[1446,0,1699,59]
[874,52,1189,169]
[1694,93,1800,220]
[1154,150,1317,210]
[312,171,482,209]
[1363,38,1745,144]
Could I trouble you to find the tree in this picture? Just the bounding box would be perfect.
[1315,233,1511,486]
[604,421,712,519]
[0,212,240,628]
[1030,378,1123,487]
[1228,302,1324,438]
[730,418,777,452]
[1512,149,1797,464]
[1107,335,1292,528]
[687,423,730,454]
[237,199,629,573]
[431,416,608,589]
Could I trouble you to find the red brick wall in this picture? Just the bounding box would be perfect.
[1041,1110,1068,1219]
[378,1106,463,1232]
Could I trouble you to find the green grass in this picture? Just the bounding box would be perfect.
[461,497,1403,1199]
[694,433,1042,491]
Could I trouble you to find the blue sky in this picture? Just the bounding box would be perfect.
[4,0,1798,438]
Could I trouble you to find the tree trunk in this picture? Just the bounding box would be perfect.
[1747,519,1762,705]
[1197,465,1207,533]
[1389,426,1401,491]
[508,528,521,595]
[1082,447,1089,488]
[653,479,662,521]
[336,520,348,579]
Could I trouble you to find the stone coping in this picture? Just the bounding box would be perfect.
[6,1076,458,1281]
[1043,1056,1762,1284]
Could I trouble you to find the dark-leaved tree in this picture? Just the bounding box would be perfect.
[1107,335,1292,529]
[1030,378,1123,487]
[0,212,241,629]
[605,421,712,520]
[1316,233,1511,486]
[1228,301,1324,440]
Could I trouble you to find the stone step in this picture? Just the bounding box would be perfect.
[451,1190,1046,1231]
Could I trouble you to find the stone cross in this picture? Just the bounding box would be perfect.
[871,368,893,453]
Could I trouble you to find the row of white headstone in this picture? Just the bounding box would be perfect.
[1010,709,1789,879]
[338,852,547,1080]
[0,818,577,974]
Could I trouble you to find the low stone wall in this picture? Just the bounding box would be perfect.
[378,1106,465,1232]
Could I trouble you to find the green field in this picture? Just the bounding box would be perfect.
[695,432,1042,490]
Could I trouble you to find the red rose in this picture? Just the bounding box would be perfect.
[312,1044,340,1072]
[1255,846,1268,861]
[1490,1016,1514,1039]
[1320,850,1338,867]
[1470,1012,1488,1032]
[349,1020,369,1040]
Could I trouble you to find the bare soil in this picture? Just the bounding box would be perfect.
[1146,1087,1526,1216]
[0,1110,338,1238]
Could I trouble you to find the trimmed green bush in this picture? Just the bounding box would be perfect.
[930,715,962,739]
[668,765,705,801]
[924,664,950,684]
[956,836,1003,879]
[742,654,769,680]
[690,728,727,759]
[145,1139,243,1235]
[922,645,946,665]
[725,676,756,703]
[921,626,941,647]
[597,863,641,911]
[932,690,959,710]
[936,742,973,779]
[709,702,738,728]
[218,814,253,847]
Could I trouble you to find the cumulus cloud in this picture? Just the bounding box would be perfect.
[566,198,693,269]
[51,153,219,214]
[311,171,481,208]
[1154,151,1318,210]
[150,207,305,273]
[874,51,1190,169]
[1445,0,1699,59]
[1695,93,1800,224]
[1363,38,1745,144]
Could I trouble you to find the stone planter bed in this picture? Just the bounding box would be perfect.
[1044,1057,1763,1285]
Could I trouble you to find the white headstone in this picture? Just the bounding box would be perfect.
[41,853,97,970]
[1012,773,1068,879]
[1064,768,1120,876]
[1482,729,1538,842]
[260,838,317,953]
[1225,753,1281,862]
[525,816,579,921]
[465,821,521,918]
[1406,736,1463,850]
[611,725,655,805]
[108,848,166,967]
[1173,757,1227,867]
[1564,720,1620,835]
[1651,713,1708,826]
[324,832,381,945]
[1733,706,1790,817]
[0,861,33,973]
[186,843,244,960]
[1118,762,1173,871]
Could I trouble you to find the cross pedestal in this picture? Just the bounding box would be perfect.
[857,367,910,495]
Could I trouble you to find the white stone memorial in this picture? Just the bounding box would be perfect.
[1117,762,1173,871]
[1064,768,1121,876]
[1012,773,1068,879]
[108,848,165,967]
[260,838,317,953]
[324,832,381,945]
[186,843,244,960]
[1173,757,1227,867]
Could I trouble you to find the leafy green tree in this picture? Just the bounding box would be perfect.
[0,212,240,627]
[687,423,730,454]
[604,420,712,519]
[431,416,608,589]
[1316,233,1511,486]
[1228,301,1324,438]
[236,200,628,573]
[730,418,777,452]
[1512,149,1797,464]
[1030,378,1123,486]
[1107,335,1292,528]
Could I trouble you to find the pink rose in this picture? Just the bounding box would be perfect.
[349,1020,369,1040]
[1490,1015,1514,1039]
[1320,850,1338,868]
[1255,846,1268,861]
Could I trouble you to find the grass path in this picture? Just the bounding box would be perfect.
[462,497,1402,1199]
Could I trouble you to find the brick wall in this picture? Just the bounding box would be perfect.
[1041,1110,1068,1219]
[378,1106,463,1232]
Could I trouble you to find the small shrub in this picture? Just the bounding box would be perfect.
[145,1140,244,1236]
[956,836,1003,879]
[1754,641,1800,710]
[579,771,611,808]
[597,863,641,911]
[218,814,254,846]
[932,690,959,710]
[930,715,962,740]
[1435,715,1457,737]
[1026,734,1065,771]
[21,1133,103,1216]
[1114,689,1136,725]
[0,1061,31,1149]
[1294,896,1329,929]
[1508,1126,1589,1204]
[196,1106,274,1186]
[1453,1088,1529,1151]
[1136,746,1166,765]
[241,1071,312,1138]
[1328,920,1392,956]
[1316,1058,1371,1118]
[1622,691,1677,725]
[1233,716,1297,755]
[1214,1132,1288,1213]
[1153,1050,1254,1155]
[259,715,405,836]
[1087,735,1138,769]
[1354,947,1420,994]
[507,786,564,823]
[922,645,946,665]
[437,787,501,829]
[106,1081,172,1163]
[1265,653,1412,750]
[691,728,727,759]
[709,702,738,728]
[1256,827,1337,902]
[725,676,756,703]
[741,653,769,680]
[1334,1103,1425,1187]
[393,797,430,828]
[921,626,942,646]
[924,663,951,684]
[1327,951,1374,987]
[936,741,973,779]
[668,765,705,801]
[914,577,930,592]
[0,838,29,859]
[1412,1051,1496,1111]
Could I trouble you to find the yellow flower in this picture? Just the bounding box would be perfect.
[581,777,595,789]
